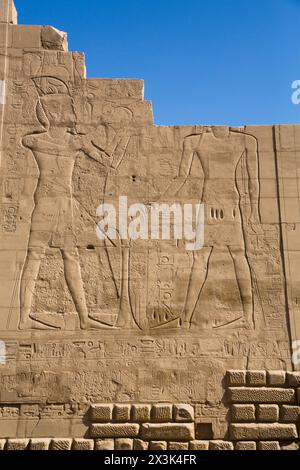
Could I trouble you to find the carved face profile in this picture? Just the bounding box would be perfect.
[40,94,76,127]
[32,76,76,128]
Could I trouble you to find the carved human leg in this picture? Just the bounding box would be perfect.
[181,246,213,329]
[229,246,254,329]
[61,248,115,330]
[19,248,52,330]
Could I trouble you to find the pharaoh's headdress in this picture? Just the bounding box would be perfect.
[32,76,70,97]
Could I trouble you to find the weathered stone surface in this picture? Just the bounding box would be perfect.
[41,26,68,51]
[230,423,298,441]
[30,439,51,451]
[287,372,300,387]
[133,439,149,450]
[151,404,173,423]
[209,441,234,450]
[91,423,140,439]
[189,440,209,450]
[140,423,194,441]
[267,371,286,387]
[115,438,133,450]
[228,388,295,404]
[258,441,280,451]
[280,405,300,422]
[173,404,194,423]
[0,0,17,24]
[235,441,256,451]
[246,371,267,387]
[0,1,300,451]
[227,371,246,387]
[257,405,279,422]
[90,404,113,423]
[0,440,6,450]
[281,442,299,450]
[131,405,151,423]
[6,439,29,450]
[113,405,131,423]
[231,404,255,422]
[95,439,114,450]
[72,439,94,450]
[168,442,189,450]
[149,441,167,450]
[50,439,72,450]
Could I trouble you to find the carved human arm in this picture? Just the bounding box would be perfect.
[76,135,113,168]
[245,135,261,224]
[163,135,205,198]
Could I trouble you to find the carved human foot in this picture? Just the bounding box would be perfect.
[19,317,60,330]
[81,317,119,330]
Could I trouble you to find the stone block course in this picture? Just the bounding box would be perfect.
[230,423,298,441]
[91,423,140,439]
[140,423,194,441]
[228,387,295,404]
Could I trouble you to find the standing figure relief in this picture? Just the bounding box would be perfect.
[173,126,261,330]
[19,77,129,330]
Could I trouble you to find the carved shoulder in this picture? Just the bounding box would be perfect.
[245,133,258,152]
[183,134,204,151]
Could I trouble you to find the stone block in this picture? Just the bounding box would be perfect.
[131,405,151,423]
[0,440,6,450]
[230,423,297,441]
[115,438,133,450]
[140,423,194,441]
[168,442,189,450]
[228,387,295,404]
[267,371,286,386]
[287,372,300,387]
[151,404,172,423]
[50,439,72,450]
[281,405,300,422]
[189,440,209,450]
[209,441,234,450]
[173,404,194,423]
[95,439,114,450]
[235,441,256,450]
[231,404,255,422]
[113,404,131,423]
[6,439,29,450]
[281,442,299,450]
[30,439,51,450]
[258,441,280,450]
[90,404,113,423]
[227,370,246,387]
[133,439,149,450]
[257,404,279,422]
[91,423,140,439]
[246,370,267,386]
[72,439,94,450]
[149,441,167,450]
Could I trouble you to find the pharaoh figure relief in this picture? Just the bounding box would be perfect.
[19,77,130,330]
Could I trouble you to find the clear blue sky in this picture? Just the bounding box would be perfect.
[15,0,300,126]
